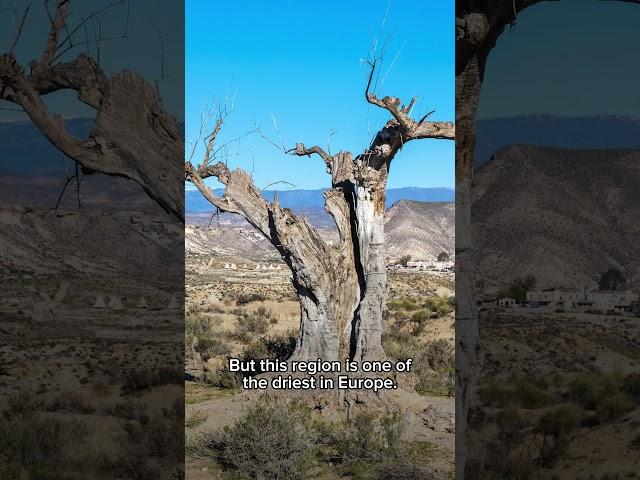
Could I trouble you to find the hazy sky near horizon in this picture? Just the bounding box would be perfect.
[186,0,454,190]
[478,0,640,119]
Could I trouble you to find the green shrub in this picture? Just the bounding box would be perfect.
[328,411,404,465]
[233,311,269,342]
[194,335,230,361]
[240,331,297,376]
[388,298,420,311]
[423,296,454,317]
[186,410,208,429]
[114,399,184,479]
[236,293,267,305]
[495,402,522,432]
[481,374,553,409]
[201,369,242,389]
[0,395,88,479]
[213,399,316,480]
[596,392,634,422]
[121,367,182,395]
[538,404,581,436]
[567,372,634,422]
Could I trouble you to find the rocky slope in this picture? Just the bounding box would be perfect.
[473,144,640,289]
[385,201,455,263]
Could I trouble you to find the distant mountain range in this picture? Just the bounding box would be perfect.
[475,115,640,167]
[0,118,93,175]
[185,187,455,214]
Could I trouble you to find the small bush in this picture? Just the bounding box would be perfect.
[596,392,634,422]
[388,298,420,311]
[538,404,581,436]
[481,374,553,409]
[194,335,231,361]
[233,311,269,342]
[328,411,404,465]
[201,369,242,390]
[567,372,634,422]
[423,296,454,317]
[236,293,267,305]
[114,399,184,478]
[45,392,95,415]
[383,330,421,363]
[240,331,297,375]
[109,400,149,424]
[121,367,182,395]
[213,399,316,480]
[0,394,88,478]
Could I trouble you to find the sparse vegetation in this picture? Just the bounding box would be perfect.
[415,340,455,396]
[481,373,553,409]
[0,394,88,479]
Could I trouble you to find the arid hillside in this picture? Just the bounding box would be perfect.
[473,145,640,289]
[386,201,455,263]
[187,199,455,265]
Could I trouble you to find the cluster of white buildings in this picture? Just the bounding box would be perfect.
[223,262,282,271]
[492,288,639,314]
[390,259,454,272]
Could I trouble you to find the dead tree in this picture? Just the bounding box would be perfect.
[186,64,454,364]
[0,0,183,221]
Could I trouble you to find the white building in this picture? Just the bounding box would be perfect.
[498,297,517,307]
[526,288,638,312]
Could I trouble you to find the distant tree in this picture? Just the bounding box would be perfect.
[598,268,626,291]
[502,275,536,303]
[437,252,449,262]
[398,255,412,267]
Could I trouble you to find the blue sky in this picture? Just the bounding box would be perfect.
[478,0,640,119]
[0,0,183,121]
[186,0,454,190]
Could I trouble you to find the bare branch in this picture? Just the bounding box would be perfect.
[286,143,333,167]
[201,118,223,168]
[261,180,295,192]
[9,1,33,55]
[40,0,68,67]
[414,121,455,140]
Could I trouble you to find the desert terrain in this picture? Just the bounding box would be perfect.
[184,206,456,480]
[0,198,184,479]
